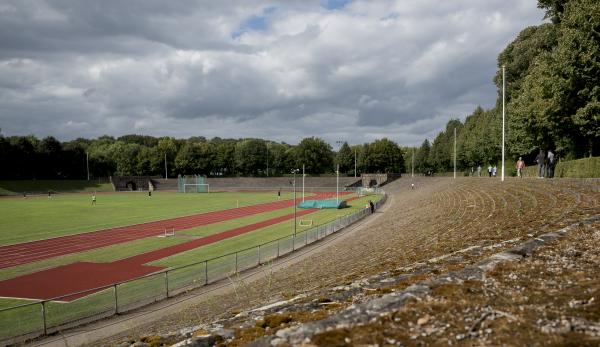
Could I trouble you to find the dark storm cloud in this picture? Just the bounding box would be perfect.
[0,0,544,145]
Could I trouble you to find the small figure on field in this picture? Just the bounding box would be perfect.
[477,165,482,177]
[48,191,52,199]
[369,200,375,214]
[22,192,26,198]
[277,189,281,200]
[411,183,415,189]
[487,165,492,177]
[492,166,497,177]
[471,167,474,176]
[516,157,526,178]
[148,190,152,197]
[546,150,555,178]
[535,150,546,178]
[92,192,97,205]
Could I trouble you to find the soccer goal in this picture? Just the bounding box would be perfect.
[183,183,210,193]
[178,174,209,193]
[158,227,176,238]
[298,219,313,227]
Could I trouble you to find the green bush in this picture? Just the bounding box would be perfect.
[522,156,599,178]
[555,156,600,178]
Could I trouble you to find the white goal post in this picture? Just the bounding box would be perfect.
[298,219,313,227]
[183,183,210,193]
[158,227,175,238]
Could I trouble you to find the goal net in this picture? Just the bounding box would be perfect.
[183,183,210,193]
[178,174,209,193]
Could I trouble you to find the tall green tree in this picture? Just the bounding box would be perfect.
[235,139,267,175]
[293,137,334,174]
[415,139,431,173]
[335,142,355,175]
[365,138,404,173]
[553,0,600,156]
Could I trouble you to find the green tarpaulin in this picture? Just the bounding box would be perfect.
[298,199,347,209]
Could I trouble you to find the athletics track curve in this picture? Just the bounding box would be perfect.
[0,193,358,300]
[0,192,345,270]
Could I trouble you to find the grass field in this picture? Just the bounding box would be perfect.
[0,189,382,341]
[0,191,293,245]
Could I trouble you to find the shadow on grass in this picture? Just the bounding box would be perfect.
[0,180,113,196]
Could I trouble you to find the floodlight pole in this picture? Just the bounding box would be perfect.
[501,65,506,182]
[292,169,297,236]
[336,164,339,203]
[86,152,90,181]
[266,142,269,177]
[302,164,305,202]
[453,127,457,179]
[164,153,168,180]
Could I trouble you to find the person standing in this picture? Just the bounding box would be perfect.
[369,200,375,214]
[487,165,492,177]
[547,150,555,178]
[92,192,97,205]
[516,157,526,178]
[535,150,546,178]
[477,165,482,177]
[492,166,497,177]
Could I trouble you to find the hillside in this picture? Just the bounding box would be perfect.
[76,177,600,346]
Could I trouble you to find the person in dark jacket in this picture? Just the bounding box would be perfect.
[535,150,546,178]
[546,150,555,178]
[369,200,375,214]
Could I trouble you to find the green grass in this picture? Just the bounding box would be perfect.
[0,191,293,245]
[151,195,380,268]
[0,206,299,282]
[0,180,114,196]
[0,193,382,341]
[0,236,188,282]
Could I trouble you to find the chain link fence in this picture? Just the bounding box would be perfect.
[0,191,386,345]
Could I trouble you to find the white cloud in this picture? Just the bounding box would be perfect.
[0,0,544,146]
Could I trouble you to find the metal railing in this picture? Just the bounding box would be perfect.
[0,192,386,345]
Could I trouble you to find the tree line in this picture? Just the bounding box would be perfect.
[409,0,599,174]
[0,134,404,180]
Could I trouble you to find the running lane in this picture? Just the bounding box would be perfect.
[0,196,361,301]
[0,192,349,269]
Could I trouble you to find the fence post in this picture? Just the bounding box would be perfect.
[235,252,238,273]
[114,284,118,314]
[204,260,208,285]
[165,271,169,298]
[277,239,280,257]
[305,230,307,245]
[292,234,295,251]
[257,244,261,265]
[41,301,47,336]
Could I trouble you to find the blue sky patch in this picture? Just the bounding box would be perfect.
[320,0,352,10]
[232,6,277,39]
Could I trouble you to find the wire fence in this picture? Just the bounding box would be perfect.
[0,191,386,345]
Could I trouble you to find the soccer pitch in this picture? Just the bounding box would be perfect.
[0,191,380,283]
[0,191,292,245]
[0,190,382,341]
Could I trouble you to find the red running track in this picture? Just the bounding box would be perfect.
[0,196,360,301]
[0,192,346,270]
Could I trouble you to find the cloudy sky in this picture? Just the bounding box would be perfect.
[0,0,545,147]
